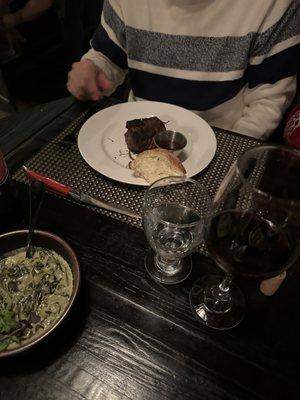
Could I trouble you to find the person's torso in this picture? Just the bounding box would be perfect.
[120,0,288,76]
[105,0,291,111]
[99,0,296,133]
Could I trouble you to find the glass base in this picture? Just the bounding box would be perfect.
[145,250,192,285]
[190,274,245,330]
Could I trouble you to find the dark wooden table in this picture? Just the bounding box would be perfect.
[0,98,300,400]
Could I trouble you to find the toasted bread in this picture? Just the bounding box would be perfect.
[129,148,186,184]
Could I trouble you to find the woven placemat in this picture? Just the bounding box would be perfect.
[13,107,261,229]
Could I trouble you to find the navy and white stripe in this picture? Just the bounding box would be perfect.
[129,70,246,110]
[92,24,128,69]
[90,0,300,111]
[247,43,300,88]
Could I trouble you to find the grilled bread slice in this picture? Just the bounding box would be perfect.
[129,148,186,184]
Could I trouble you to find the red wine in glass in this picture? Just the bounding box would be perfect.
[190,145,300,330]
[206,210,292,279]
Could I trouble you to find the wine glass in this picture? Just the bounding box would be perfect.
[190,144,300,329]
[143,176,211,285]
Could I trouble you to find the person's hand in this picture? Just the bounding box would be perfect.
[67,59,112,101]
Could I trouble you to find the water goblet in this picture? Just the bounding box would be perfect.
[143,176,211,285]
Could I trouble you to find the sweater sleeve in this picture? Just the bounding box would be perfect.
[82,0,128,94]
[231,76,297,140]
[233,0,300,139]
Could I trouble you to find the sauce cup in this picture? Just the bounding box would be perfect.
[154,130,187,159]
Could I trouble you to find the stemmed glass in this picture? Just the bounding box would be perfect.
[190,145,300,329]
[143,176,211,285]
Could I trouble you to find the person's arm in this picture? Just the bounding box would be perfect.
[2,0,53,29]
[233,0,300,140]
[232,76,297,140]
[68,0,128,101]
[82,0,128,92]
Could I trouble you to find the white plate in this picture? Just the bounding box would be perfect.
[78,101,217,186]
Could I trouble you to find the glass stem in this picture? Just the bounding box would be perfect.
[205,274,233,313]
[218,274,232,293]
[155,254,182,276]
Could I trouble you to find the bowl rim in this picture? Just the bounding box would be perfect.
[0,229,80,358]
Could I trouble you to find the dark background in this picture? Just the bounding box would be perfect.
[1,0,104,105]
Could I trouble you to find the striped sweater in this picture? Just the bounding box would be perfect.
[84,0,300,140]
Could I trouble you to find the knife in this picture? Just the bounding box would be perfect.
[22,166,141,220]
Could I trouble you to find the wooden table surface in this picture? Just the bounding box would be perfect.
[0,98,300,400]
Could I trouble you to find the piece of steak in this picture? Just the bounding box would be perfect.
[124,117,166,153]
